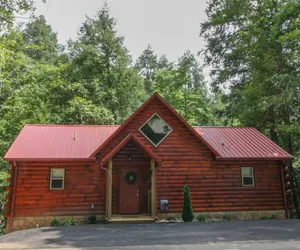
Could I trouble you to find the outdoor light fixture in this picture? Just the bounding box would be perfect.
[128,154,132,161]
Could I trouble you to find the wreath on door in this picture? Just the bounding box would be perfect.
[124,172,137,184]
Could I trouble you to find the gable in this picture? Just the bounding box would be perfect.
[93,94,216,162]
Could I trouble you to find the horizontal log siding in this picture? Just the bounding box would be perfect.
[14,162,105,217]
[99,97,284,214]
[157,161,283,213]
[112,140,151,214]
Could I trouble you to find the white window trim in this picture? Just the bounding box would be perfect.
[139,113,173,147]
[241,167,255,187]
[50,168,65,190]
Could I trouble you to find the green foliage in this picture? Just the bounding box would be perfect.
[166,216,176,221]
[87,215,97,224]
[0,172,8,234]
[222,213,232,221]
[153,51,213,125]
[196,214,206,222]
[69,217,79,226]
[261,214,278,220]
[181,185,194,222]
[60,217,70,226]
[50,217,61,227]
[51,217,79,226]
[22,15,59,64]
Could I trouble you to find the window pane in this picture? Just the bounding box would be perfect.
[51,179,63,189]
[242,167,252,176]
[243,177,253,186]
[140,114,172,146]
[52,169,64,178]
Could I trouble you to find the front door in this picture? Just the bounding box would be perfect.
[119,169,139,214]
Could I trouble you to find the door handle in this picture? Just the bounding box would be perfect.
[137,189,139,200]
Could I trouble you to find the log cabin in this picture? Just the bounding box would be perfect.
[4,93,293,232]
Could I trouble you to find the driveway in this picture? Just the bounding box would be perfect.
[0,220,300,249]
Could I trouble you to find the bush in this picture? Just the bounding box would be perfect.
[166,216,176,221]
[69,217,79,226]
[51,217,61,227]
[222,213,232,221]
[181,185,194,222]
[87,215,97,224]
[61,218,70,226]
[196,214,206,222]
[0,171,8,234]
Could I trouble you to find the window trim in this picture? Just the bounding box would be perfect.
[139,113,173,147]
[50,168,65,190]
[241,167,255,187]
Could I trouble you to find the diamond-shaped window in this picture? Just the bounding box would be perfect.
[139,114,172,146]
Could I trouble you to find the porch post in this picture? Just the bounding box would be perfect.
[151,158,156,218]
[108,159,112,221]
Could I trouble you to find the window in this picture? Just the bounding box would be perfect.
[241,167,254,186]
[139,113,172,146]
[50,169,65,189]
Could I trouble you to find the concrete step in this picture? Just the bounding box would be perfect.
[109,215,154,224]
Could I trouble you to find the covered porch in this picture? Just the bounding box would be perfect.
[100,133,161,222]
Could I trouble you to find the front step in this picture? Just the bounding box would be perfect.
[109,215,154,224]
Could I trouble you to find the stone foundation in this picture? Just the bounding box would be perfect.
[6,215,105,233]
[158,210,285,220]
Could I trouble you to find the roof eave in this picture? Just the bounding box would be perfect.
[215,156,294,161]
[4,157,96,162]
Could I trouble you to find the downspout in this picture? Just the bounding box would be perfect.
[280,161,289,219]
[9,161,18,232]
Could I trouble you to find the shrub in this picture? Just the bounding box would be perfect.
[196,214,206,222]
[270,214,277,219]
[166,216,176,221]
[222,213,232,221]
[87,215,97,224]
[69,217,79,226]
[61,218,70,226]
[51,217,61,227]
[181,185,194,222]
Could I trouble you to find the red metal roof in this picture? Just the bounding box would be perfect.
[100,133,162,166]
[4,124,119,160]
[193,126,293,160]
[4,124,292,161]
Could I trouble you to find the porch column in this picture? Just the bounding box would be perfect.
[151,158,156,218]
[108,159,112,221]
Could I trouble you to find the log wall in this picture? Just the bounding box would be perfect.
[13,161,106,217]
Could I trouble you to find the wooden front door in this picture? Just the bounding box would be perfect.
[119,169,139,214]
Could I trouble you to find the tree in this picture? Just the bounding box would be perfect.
[23,15,59,64]
[135,45,158,94]
[66,4,146,123]
[0,0,45,28]
[136,46,174,94]
[182,185,194,222]
[153,51,213,125]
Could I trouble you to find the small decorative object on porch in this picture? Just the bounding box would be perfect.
[124,172,137,184]
[160,200,168,212]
